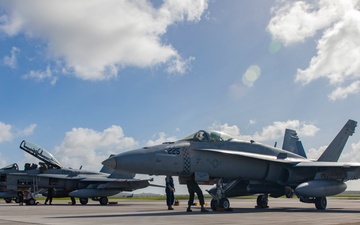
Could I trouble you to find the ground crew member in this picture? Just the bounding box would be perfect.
[165,176,175,210]
[186,173,208,212]
[44,188,54,205]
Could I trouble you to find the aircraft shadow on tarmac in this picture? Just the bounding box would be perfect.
[51,207,360,219]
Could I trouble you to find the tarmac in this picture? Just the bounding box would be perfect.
[1,198,360,225]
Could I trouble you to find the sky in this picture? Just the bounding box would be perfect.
[1,0,360,193]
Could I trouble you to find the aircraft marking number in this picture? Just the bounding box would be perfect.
[166,147,180,155]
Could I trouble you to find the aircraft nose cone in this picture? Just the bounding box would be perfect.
[102,156,117,169]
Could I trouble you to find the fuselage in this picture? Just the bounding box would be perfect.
[104,130,311,186]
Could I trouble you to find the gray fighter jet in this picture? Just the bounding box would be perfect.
[0,140,154,205]
[103,119,359,210]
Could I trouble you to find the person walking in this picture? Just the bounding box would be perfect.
[186,174,208,212]
[44,188,54,205]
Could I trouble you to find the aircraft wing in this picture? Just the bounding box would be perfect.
[293,161,360,180]
[196,148,306,164]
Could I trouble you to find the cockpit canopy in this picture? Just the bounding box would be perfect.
[1,163,19,171]
[20,140,63,169]
[181,130,234,142]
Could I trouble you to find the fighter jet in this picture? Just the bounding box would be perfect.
[103,119,359,210]
[0,140,154,205]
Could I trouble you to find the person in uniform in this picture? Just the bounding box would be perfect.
[44,188,54,205]
[186,173,208,212]
[165,176,175,210]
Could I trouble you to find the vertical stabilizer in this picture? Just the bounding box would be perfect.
[282,129,307,158]
[317,119,357,162]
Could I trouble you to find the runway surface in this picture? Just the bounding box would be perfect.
[1,198,360,225]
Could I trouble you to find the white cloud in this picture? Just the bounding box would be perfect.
[22,66,58,85]
[340,140,360,162]
[0,0,208,81]
[210,120,319,142]
[268,0,360,101]
[146,132,177,146]
[17,124,37,136]
[249,119,257,125]
[53,125,138,171]
[0,121,13,143]
[306,145,327,160]
[3,46,20,68]
[0,121,36,143]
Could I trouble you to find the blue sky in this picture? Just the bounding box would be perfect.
[1,0,360,191]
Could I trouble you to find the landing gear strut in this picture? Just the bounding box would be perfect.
[209,178,232,211]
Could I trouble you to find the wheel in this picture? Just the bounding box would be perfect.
[285,188,294,198]
[14,198,20,203]
[210,199,218,211]
[28,198,36,205]
[219,198,230,210]
[80,198,88,205]
[256,195,268,208]
[99,197,108,205]
[315,197,327,210]
[4,198,12,203]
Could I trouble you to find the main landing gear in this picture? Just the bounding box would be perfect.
[208,178,232,211]
[210,198,231,211]
[256,194,269,208]
[79,197,109,205]
[299,196,327,210]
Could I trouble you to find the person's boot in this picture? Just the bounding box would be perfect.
[186,206,192,212]
[168,206,174,210]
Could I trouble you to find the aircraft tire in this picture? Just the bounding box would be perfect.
[99,197,108,205]
[210,199,218,211]
[28,198,36,205]
[315,197,327,210]
[256,195,268,208]
[80,198,88,205]
[219,198,230,210]
[4,198,12,203]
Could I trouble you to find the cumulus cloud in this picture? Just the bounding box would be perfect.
[0,121,13,143]
[340,140,360,162]
[146,132,178,146]
[0,121,36,143]
[53,125,138,171]
[0,0,208,81]
[268,0,360,101]
[3,46,20,68]
[210,120,319,142]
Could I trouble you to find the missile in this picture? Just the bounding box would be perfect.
[295,180,347,197]
[69,189,121,198]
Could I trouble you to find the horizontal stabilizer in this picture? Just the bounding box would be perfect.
[317,119,357,162]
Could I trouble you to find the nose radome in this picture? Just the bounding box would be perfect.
[102,156,117,169]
